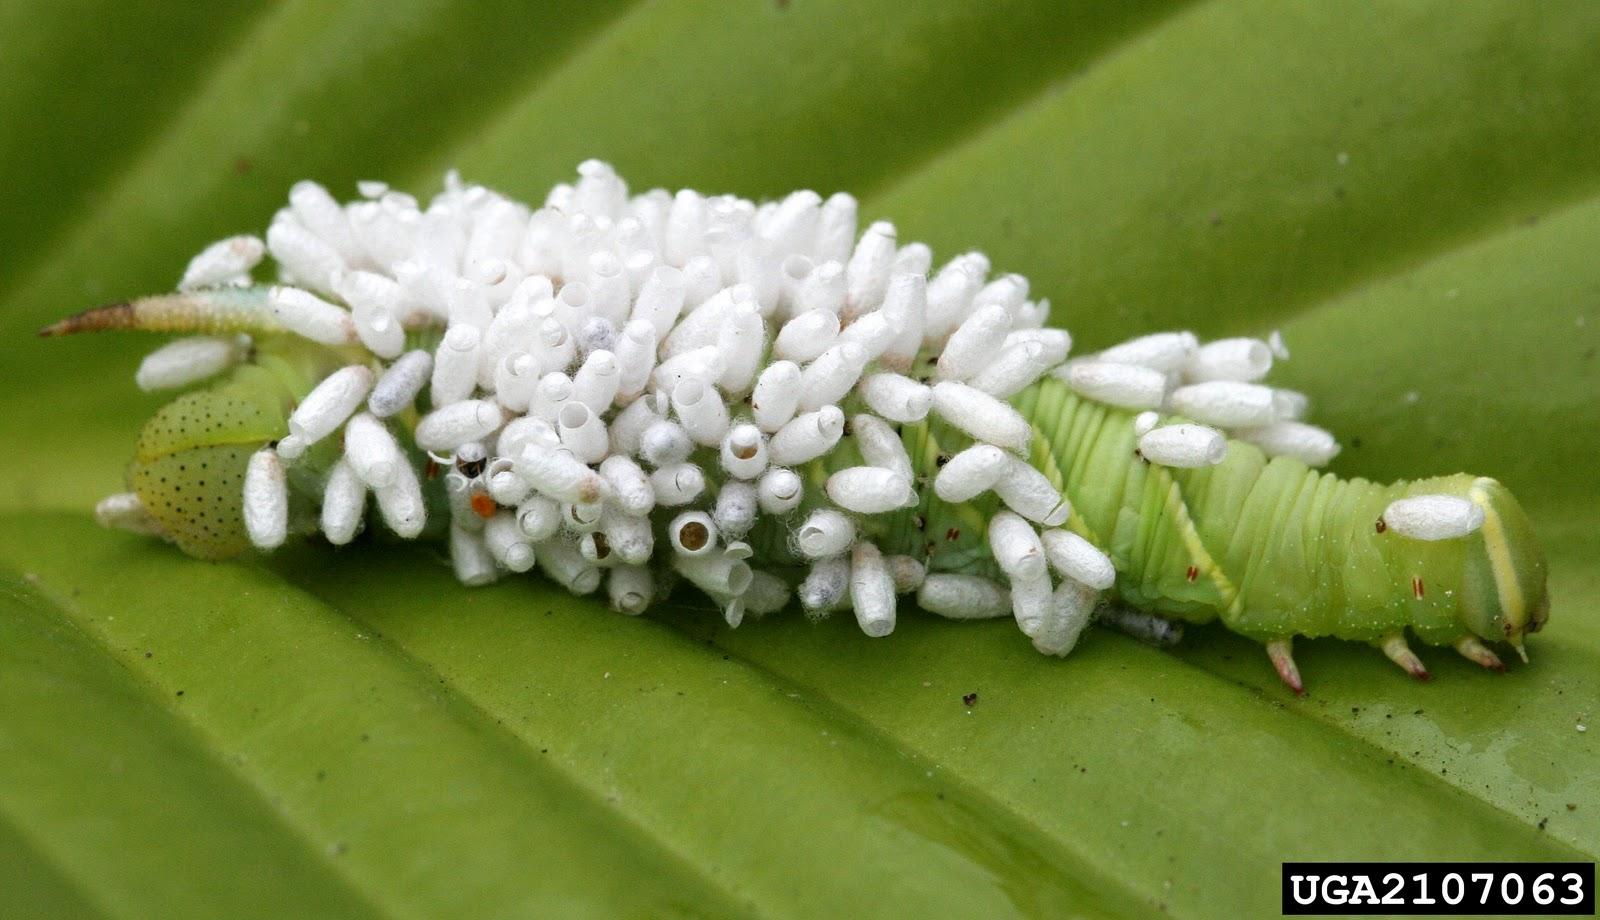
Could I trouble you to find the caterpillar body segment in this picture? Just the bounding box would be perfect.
[877,383,1548,684]
[57,162,1550,692]
[1015,385,1548,661]
[124,342,391,558]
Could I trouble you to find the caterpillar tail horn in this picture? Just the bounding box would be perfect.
[38,287,280,337]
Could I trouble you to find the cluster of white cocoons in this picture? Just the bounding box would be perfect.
[121,160,1399,658]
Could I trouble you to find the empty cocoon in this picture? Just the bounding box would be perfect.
[757,468,804,514]
[650,462,706,506]
[797,509,855,559]
[719,424,769,479]
[671,378,730,446]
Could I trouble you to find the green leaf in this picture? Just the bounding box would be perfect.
[1,2,1596,916]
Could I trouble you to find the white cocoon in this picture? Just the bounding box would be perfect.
[934,444,1009,503]
[320,458,367,546]
[849,542,896,638]
[757,468,804,514]
[768,406,846,466]
[825,467,912,514]
[1184,337,1272,383]
[244,449,287,549]
[917,574,1010,620]
[930,381,1031,454]
[1061,360,1167,410]
[993,456,1072,526]
[797,509,855,559]
[859,373,932,423]
[136,336,242,391]
[1137,423,1227,468]
[1233,421,1340,467]
[1382,495,1485,541]
[1096,331,1197,373]
[368,350,432,417]
[1041,529,1116,590]
[288,365,373,446]
[988,511,1047,580]
[1168,381,1277,428]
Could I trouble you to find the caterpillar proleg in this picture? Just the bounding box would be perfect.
[45,161,1550,692]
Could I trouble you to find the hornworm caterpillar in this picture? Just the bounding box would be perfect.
[45,161,1550,693]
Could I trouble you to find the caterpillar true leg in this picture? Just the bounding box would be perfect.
[48,161,1550,693]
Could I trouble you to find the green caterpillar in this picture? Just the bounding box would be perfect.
[49,163,1549,693]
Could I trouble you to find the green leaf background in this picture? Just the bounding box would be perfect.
[1,2,1596,916]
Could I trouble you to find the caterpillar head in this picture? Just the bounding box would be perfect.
[128,364,291,559]
[1457,477,1550,659]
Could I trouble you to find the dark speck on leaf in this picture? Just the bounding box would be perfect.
[175,690,184,697]
[962,692,978,707]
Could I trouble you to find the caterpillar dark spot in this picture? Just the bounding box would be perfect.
[60,161,1551,692]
